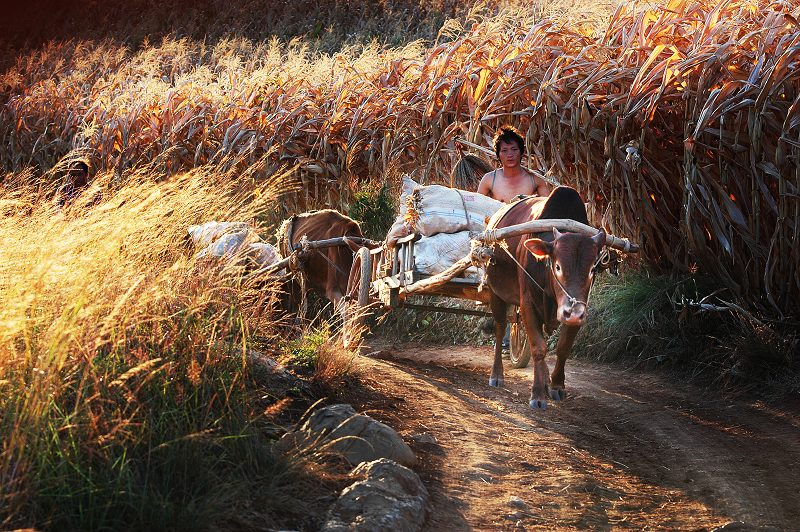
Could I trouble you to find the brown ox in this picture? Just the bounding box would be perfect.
[485,187,606,409]
[277,209,364,309]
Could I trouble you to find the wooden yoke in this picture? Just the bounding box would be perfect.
[475,219,639,253]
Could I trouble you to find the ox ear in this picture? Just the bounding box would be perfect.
[553,227,562,239]
[592,229,607,248]
[523,238,552,260]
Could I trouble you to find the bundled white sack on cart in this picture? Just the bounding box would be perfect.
[246,242,282,268]
[387,175,502,246]
[189,221,286,274]
[411,231,480,277]
[194,230,252,259]
[243,242,287,275]
[188,221,250,248]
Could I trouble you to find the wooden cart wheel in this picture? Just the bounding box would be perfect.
[508,317,531,369]
[342,247,372,349]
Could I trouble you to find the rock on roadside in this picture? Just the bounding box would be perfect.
[323,458,430,532]
[276,404,416,467]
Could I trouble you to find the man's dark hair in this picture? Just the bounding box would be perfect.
[492,125,525,157]
[69,160,89,175]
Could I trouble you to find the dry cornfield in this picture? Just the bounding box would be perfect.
[1,0,799,317]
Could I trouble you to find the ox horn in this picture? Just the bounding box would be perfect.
[592,228,607,246]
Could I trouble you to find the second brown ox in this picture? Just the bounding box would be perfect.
[277,209,365,312]
[485,186,606,409]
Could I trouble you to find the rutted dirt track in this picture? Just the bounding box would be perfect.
[350,342,800,531]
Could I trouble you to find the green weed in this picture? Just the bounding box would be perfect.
[284,326,330,370]
[573,270,798,395]
[348,183,396,241]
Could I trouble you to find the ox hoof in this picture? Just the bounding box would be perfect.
[489,377,504,387]
[529,398,548,410]
[549,388,566,401]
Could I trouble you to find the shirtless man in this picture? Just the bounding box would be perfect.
[477,125,550,353]
[477,125,550,202]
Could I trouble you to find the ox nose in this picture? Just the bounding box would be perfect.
[560,303,587,325]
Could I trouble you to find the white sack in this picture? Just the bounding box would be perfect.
[396,175,502,237]
[195,230,250,259]
[411,231,479,277]
[188,221,251,248]
[190,222,286,275]
[247,242,282,267]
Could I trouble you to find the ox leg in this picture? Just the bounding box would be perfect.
[519,304,549,409]
[550,325,580,401]
[489,295,507,387]
[329,289,344,315]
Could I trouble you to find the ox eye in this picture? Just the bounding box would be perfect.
[555,263,561,273]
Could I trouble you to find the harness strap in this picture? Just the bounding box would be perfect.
[547,257,587,309]
[315,247,350,278]
[496,236,607,312]
[497,239,546,293]
[548,252,607,309]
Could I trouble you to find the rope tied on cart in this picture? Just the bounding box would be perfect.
[468,238,494,293]
[481,228,501,245]
[298,235,312,254]
[455,189,472,233]
[405,189,422,232]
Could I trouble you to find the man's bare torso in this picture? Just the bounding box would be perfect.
[477,168,550,203]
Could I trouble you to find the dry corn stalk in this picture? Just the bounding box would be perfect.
[2,0,799,317]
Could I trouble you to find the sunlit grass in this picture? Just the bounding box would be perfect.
[0,161,352,529]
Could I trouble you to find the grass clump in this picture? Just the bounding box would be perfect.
[282,323,359,386]
[284,326,331,370]
[573,270,798,396]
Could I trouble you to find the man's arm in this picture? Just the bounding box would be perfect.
[535,176,551,197]
[476,172,493,197]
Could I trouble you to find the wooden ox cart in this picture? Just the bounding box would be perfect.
[342,219,639,366]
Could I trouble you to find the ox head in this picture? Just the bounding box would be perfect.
[523,228,606,326]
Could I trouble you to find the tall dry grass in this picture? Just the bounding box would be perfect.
[0,160,344,529]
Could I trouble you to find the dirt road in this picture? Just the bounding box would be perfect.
[351,342,800,531]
